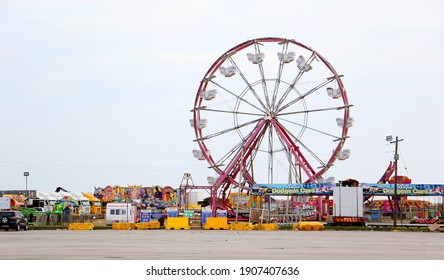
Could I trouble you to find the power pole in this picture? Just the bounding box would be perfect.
[388,136,403,228]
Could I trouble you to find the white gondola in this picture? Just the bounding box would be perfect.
[247,53,265,64]
[317,177,335,184]
[326,177,336,184]
[219,66,236,77]
[189,119,208,129]
[346,117,354,128]
[327,87,341,99]
[336,117,354,128]
[317,177,325,183]
[199,89,217,100]
[336,118,343,127]
[192,149,208,160]
[207,176,219,186]
[336,149,351,160]
[277,51,295,63]
[296,55,312,72]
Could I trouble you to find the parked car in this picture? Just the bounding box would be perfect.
[0,210,29,231]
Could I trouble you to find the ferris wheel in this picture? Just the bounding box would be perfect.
[190,37,353,209]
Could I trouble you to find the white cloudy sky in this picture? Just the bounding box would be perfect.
[0,0,443,193]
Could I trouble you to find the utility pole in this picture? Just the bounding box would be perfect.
[387,136,403,228]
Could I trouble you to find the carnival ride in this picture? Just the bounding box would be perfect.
[190,37,353,216]
[363,163,442,224]
[93,185,178,209]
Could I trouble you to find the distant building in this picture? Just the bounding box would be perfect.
[0,189,36,197]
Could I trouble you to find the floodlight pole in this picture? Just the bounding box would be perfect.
[24,172,29,197]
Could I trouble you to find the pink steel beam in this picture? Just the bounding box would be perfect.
[270,119,317,183]
[210,119,268,216]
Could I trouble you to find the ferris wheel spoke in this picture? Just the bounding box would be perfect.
[196,117,262,141]
[277,121,327,168]
[271,42,290,110]
[271,119,318,180]
[214,139,244,170]
[268,121,307,181]
[209,80,267,114]
[273,52,317,111]
[227,56,269,111]
[278,104,353,116]
[195,107,265,117]
[278,116,344,140]
[243,123,268,170]
[251,42,272,110]
[271,62,284,111]
[258,63,271,110]
[276,75,337,114]
[212,124,263,171]
[216,120,269,180]
[270,127,300,183]
[235,121,271,181]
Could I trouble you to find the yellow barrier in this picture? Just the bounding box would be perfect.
[165,217,190,230]
[258,223,279,231]
[203,217,229,230]
[295,221,324,231]
[112,222,137,230]
[68,223,94,230]
[136,221,161,230]
[229,222,256,231]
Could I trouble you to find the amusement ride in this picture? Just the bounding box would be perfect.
[189,37,353,217]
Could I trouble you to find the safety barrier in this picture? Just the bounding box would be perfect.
[295,221,324,231]
[229,222,257,231]
[258,223,279,231]
[112,222,137,230]
[68,223,94,230]
[165,217,190,230]
[136,221,161,230]
[203,217,229,230]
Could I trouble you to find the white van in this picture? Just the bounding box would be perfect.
[105,203,138,225]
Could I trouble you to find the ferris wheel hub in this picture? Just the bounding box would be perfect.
[264,113,274,120]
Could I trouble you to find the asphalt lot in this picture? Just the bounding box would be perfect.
[0,229,443,260]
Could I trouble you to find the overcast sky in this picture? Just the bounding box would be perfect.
[1,0,443,194]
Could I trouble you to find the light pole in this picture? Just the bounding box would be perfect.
[24,172,29,197]
[386,135,403,228]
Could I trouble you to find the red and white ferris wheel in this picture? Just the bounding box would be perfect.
[191,37,353,211]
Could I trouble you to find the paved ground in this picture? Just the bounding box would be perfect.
[0,229,443,260]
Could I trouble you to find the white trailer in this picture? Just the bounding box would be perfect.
[105,203,138,225]
[333,185,365,225]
